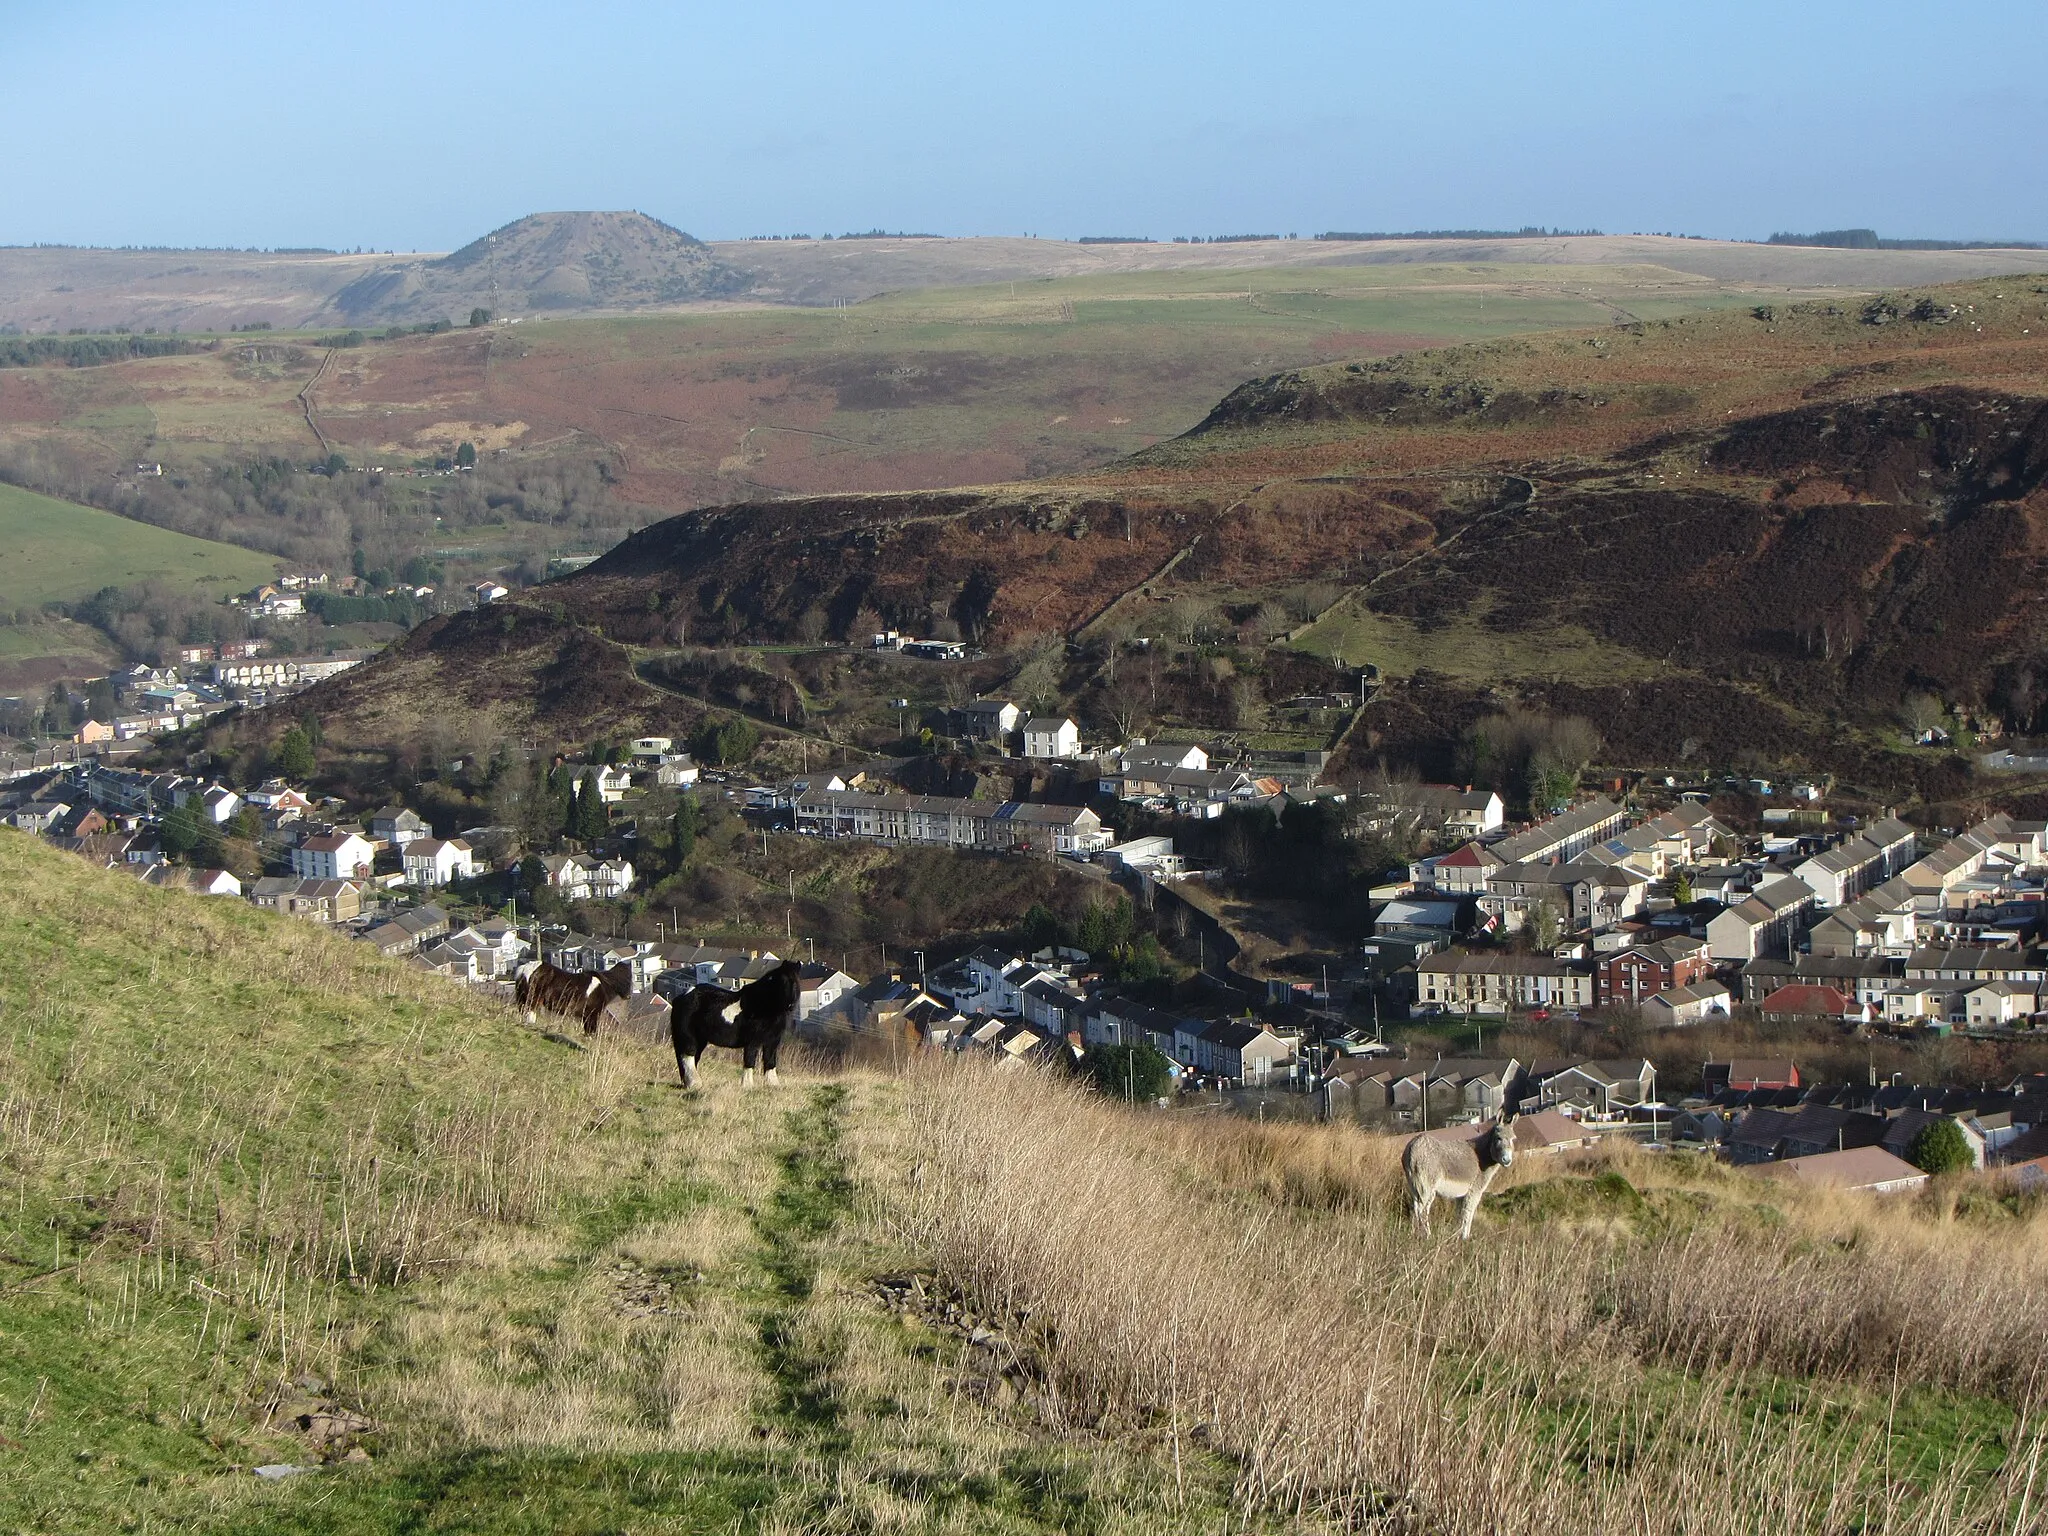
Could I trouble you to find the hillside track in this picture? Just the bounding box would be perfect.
[296,347,335,455]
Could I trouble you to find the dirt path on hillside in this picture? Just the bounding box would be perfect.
[297,348,336,455]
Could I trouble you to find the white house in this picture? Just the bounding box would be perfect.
[630,737,673,759]
[799,966,859,1021]
[1022,716,1080,760]
[403,837,475,889]
[958,698,1022,741]
[369,806,429,848]
[543,853,636,900]
[1966,980,2038,1029]
[199,785,241,825]
[292,831,376,880]
[472,581,510,605]
[1639,980,1731,1027]
[595,765,633,804]
[656,757,700,787]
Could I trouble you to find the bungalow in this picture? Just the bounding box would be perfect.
[1879,1108,1986,1169]
[1759,982,1866,1027]
[1639,980,1731,1027]
[472,581,510,605]
[1512,1109,1604,1155]
[1703,1059,1800,1093]
[402,837,475,889]
[655,756,701,788]
[1021,716,1080,760]
[1774,1105,1889,1160]
[1725,1106,1804,1164]
[1764,1146,1929,1194]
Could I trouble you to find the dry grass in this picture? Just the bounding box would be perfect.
[886,1057,2048,1532]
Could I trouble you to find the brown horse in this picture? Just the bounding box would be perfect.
[668,960,801,1089]
[515,959,633,1035]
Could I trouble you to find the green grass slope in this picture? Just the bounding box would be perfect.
[0,481,278,613]
[0,831,1231,1534]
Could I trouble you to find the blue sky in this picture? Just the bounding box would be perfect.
[3,0,2043,249]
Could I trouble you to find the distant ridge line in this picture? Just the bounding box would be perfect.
[1316,226,1604,242]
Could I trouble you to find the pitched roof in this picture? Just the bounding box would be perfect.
[1765,1146,1928,1190]
[1713,1058,1799,1087]
[1514,1109,1595,1150]
[1761,983,1853,1016]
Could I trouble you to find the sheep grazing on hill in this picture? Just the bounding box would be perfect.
[1403,1118,1515,1238]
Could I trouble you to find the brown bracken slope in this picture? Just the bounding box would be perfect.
[291,277,2048,803]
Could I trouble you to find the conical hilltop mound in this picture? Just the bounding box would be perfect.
[328,210,749,322]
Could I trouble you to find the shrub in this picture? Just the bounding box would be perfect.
[1084,1043,1172,1104]
[1907,1117,1974,1175]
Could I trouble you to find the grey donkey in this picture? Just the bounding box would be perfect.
[1402,1118,1516,1238]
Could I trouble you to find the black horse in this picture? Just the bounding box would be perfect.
[667,959,801,1089]
[516,959,633,1035]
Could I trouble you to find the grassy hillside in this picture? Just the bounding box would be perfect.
[0,480,276,613]
[8,828,2048,1531]
[0,830,1225,1533]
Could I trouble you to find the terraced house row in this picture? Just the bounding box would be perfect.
[792,787,1108,855]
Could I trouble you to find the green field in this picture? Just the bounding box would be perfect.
[1293,591,1669,684]
[0,481,277,612]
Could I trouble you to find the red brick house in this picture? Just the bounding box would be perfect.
[1595,936,1711,1005]
[1703,1059,1801,1093]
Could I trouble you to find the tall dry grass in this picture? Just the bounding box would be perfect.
[883,1057,2048,1532]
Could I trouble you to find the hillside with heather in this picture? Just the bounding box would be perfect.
[267,276,2048,813]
